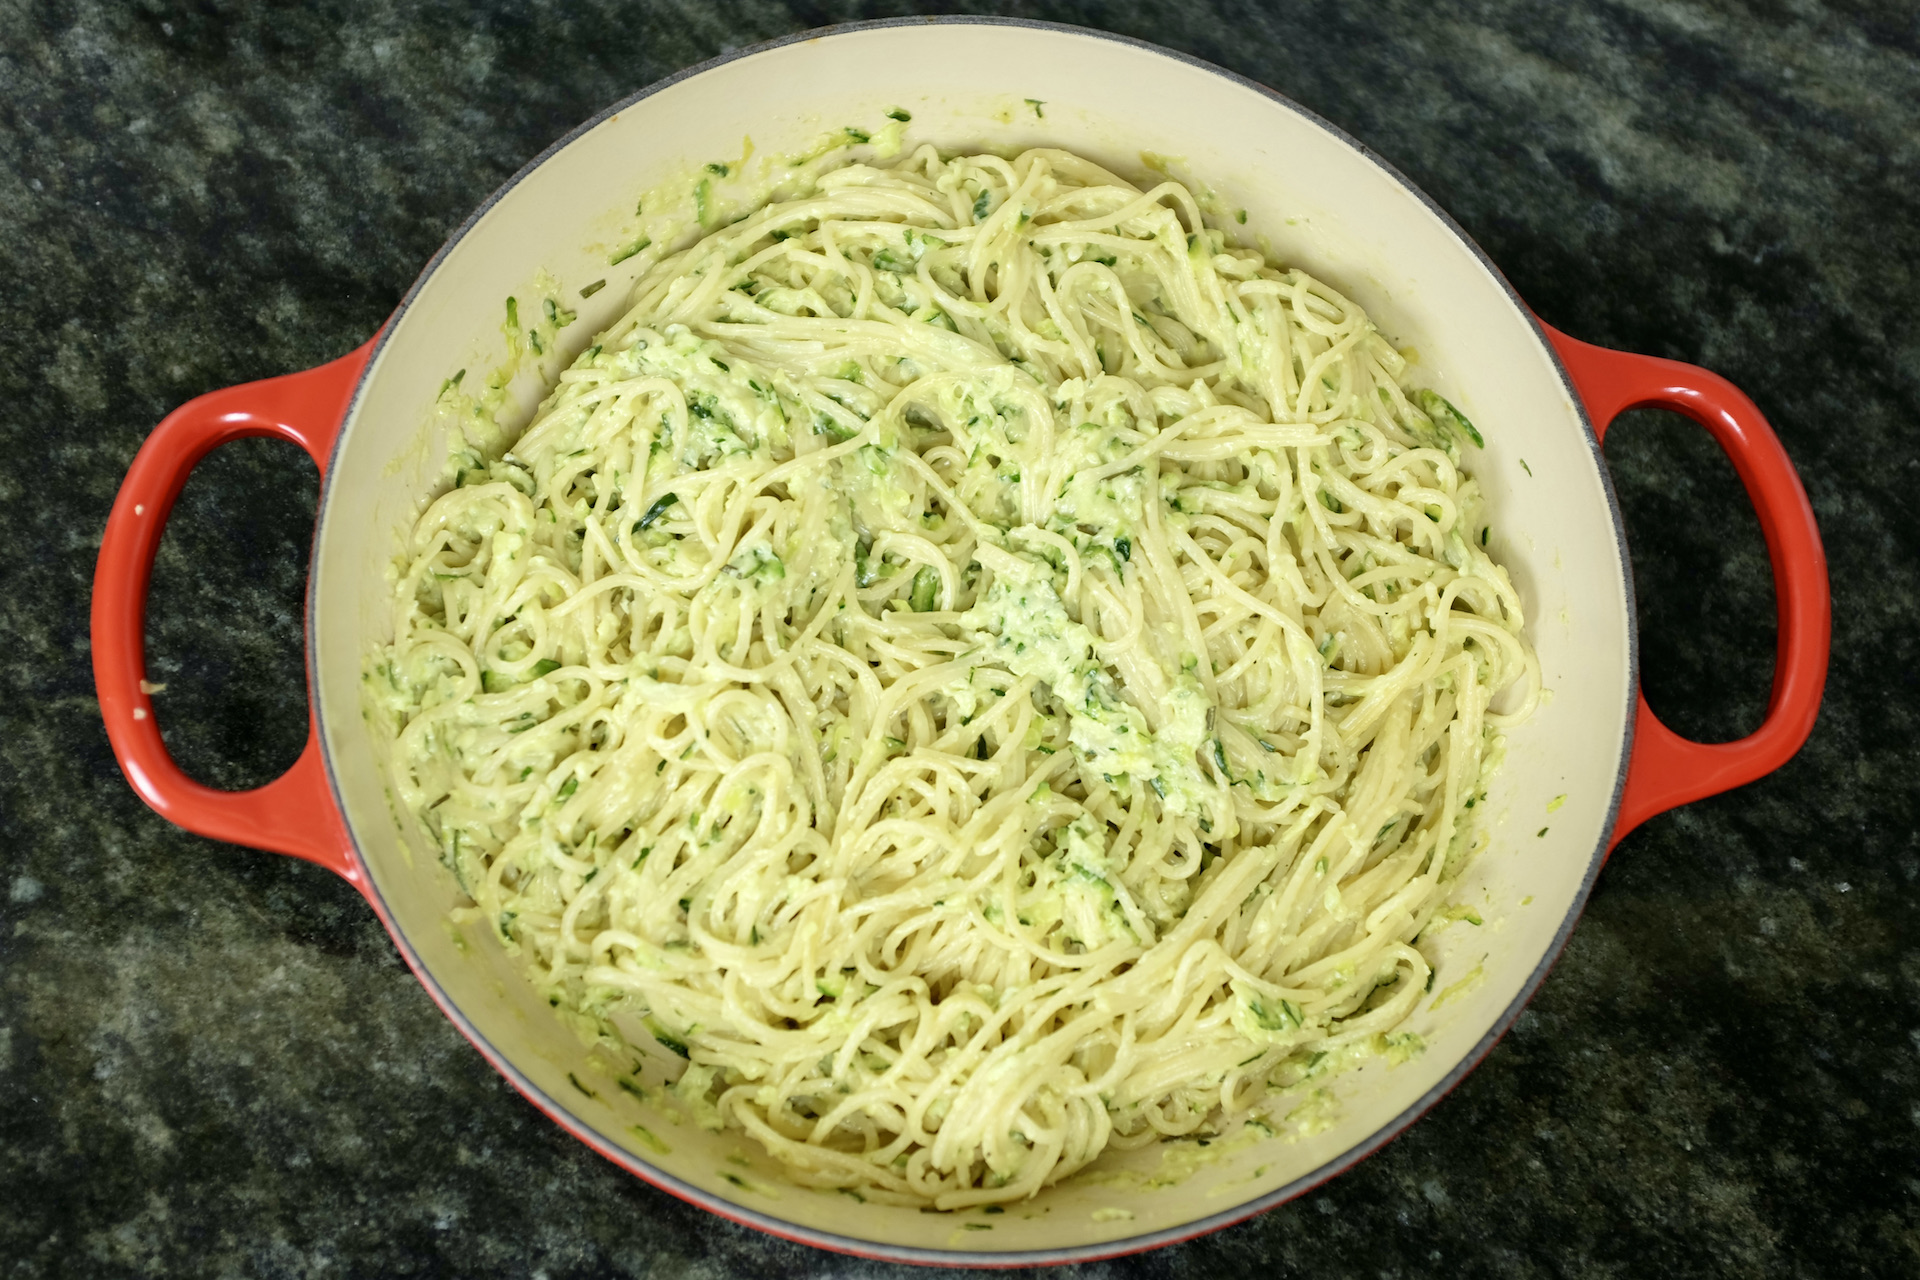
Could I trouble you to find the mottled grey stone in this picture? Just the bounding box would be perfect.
[3,1,1916,1277]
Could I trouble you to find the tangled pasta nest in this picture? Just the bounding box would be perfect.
[370,144,1537,1207]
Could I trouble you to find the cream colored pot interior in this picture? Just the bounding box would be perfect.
[312,22,1630,1259]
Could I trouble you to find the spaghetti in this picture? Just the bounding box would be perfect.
[371,144,1539,1208]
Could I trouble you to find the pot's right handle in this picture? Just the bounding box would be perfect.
[1540,324,1830,847]
[91,340,377,885]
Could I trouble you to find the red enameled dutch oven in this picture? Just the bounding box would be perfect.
[90,18,1828,1266]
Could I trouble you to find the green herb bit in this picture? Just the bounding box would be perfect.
[1113,535,1131,562]
[544,296,578,327]
[636,492,679,529]
[568,1072,597,1099]
[580,278,607,298]
[556,776,579,800]
[886,107,911,122]
[629,1123,670,1156]
[531,658,560,679]
[1413,388,1484,448]
[972,190,991,222]
[909,565,939,612]
[610,237,651,265]
[504,296,518,331]
[1520,458,1533,477]
[437,368,466,399]
[1236,209,1248,224]
[843,126,870,143]
[705,161,729,176]
[1250,997,1303,1032]
[1024,98,1045,118]
[694,178,712,226]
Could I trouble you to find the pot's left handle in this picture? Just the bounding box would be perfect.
[91,339,378,885]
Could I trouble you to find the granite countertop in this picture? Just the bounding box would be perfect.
[3,2,1917,1276]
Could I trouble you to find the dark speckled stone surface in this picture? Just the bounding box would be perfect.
[4,2,1918,1276]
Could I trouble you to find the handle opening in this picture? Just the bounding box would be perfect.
[1601,406,1778,746]
[142,435,319,792]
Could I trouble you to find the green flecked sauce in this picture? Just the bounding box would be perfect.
[369,138,1540,1214]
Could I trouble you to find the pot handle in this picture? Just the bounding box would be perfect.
[1539,323,1830,847]
[91,339,378,885]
